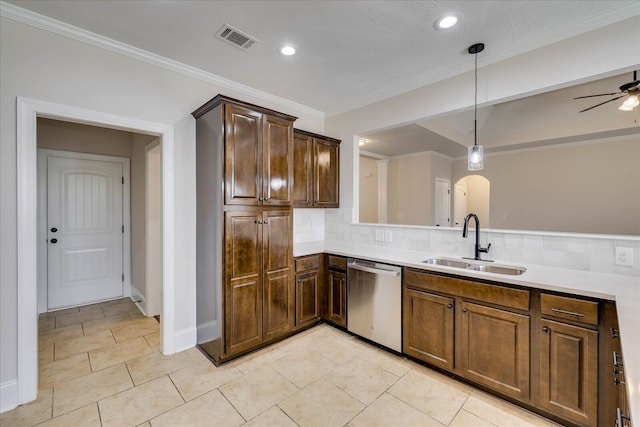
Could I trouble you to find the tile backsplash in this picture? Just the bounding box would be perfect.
[294,208,640,277]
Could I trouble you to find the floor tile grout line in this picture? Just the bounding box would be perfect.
[218,386,249,423]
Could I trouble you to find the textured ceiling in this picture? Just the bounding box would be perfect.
[4,0,639,116]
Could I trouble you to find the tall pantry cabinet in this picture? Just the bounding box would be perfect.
[193,95,296,363]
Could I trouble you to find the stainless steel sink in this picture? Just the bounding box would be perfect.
[466,264,527,275]
[422,258,526,276]
[422,258,470,269]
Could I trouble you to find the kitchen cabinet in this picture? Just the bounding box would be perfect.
[538,293,599,427]
[294,254,322,328]
[601,302,632,427]
[403,288,454,370]
[460,301,530,401]
[224,209,294,354]
[538,319,598,427]
[293,129,340,208]
[326,255,347,327]
[193,95,297,363]
[403,269,530,402]
[224,103,293,206]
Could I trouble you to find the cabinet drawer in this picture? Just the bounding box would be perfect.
[295,255,320,272]
[404,269,529,311]
[541,294,598,325]
[327,255,346,271]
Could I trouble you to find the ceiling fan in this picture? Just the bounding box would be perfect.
[574,71,639,113]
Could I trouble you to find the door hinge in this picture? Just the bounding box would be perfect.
[122,176,124,184]
[448,189,451,194]
[122,273,124,282]
[122,225,125,233]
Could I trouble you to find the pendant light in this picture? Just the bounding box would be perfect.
[468,43,485,171]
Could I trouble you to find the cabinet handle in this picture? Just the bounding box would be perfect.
[542,327,549,333]
[551,308,584,317]
[264,220,269,224]
[613,351,623,367]
[259,197,264,201]
[614,377,626,385]
[611,327,620,339]
[257,220,263,224]
[614,367,624,375]
[617,408,631,427]
[447,304,453,309]
[461,308,468,313]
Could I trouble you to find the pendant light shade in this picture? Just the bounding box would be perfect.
[468,144,483,170]
[468,43,485,171]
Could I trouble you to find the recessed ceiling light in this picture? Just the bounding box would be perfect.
[434,13,461,30]
[280,45,296,56]
[359,138,367,146]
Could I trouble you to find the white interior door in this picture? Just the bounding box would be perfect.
[434,178,451,227]
[47,156,124,309]
[454,182,468,227]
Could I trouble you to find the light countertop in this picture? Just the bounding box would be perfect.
[294,240,640,422]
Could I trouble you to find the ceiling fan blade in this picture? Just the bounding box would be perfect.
[574,92,622,99]
[578,95,625,113]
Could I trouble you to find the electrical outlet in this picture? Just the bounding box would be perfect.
[384,230,393,242]
[615,247,633,266]
[375,230,384,241]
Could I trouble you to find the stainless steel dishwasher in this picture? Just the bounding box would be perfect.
[347,258,402,352]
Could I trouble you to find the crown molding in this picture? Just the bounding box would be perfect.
[0,1,324,119]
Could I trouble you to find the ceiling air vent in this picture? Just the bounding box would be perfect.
[215,24,258,51]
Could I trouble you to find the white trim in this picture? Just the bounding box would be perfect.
[36,149,132,312]
[16,97,176,408]
[196,320,219,345]
[0,380,18,413]
[174,326,197,353]
[144,141,162,317]
[129,287,148,317]
[0,1,323,120]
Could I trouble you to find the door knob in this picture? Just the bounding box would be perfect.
[50,227,58,233]
[50,238,58,244]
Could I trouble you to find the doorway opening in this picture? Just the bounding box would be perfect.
[16,97,175,406]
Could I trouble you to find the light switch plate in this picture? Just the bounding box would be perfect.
[384,230,393,242]
[615,247,633,266]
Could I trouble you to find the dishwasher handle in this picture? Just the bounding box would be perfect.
[348,261,400,277]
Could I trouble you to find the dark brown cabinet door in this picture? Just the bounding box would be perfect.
[327,270,346,327]
[539,319,598,427]
[263,115,293,206]
[293,133,313,207]
[460,301,530,402]
[403,288,454,370]
[313,139,339,208]
[295,270,320,327]
[262,210,294,340]
[224,104,262,205]
[224,210,263,355]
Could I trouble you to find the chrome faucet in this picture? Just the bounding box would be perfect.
[462,213,492,261]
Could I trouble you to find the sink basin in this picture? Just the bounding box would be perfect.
[422,258,470,269]
[422,258,526,276]
[466,264,527,275]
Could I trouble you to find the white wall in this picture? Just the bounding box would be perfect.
[0,15,323,401]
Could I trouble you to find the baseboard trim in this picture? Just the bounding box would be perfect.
[196,320,220,345]
[0,380,18,414]
[173,326,196,353]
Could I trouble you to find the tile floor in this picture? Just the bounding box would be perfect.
[1,298,560,426]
